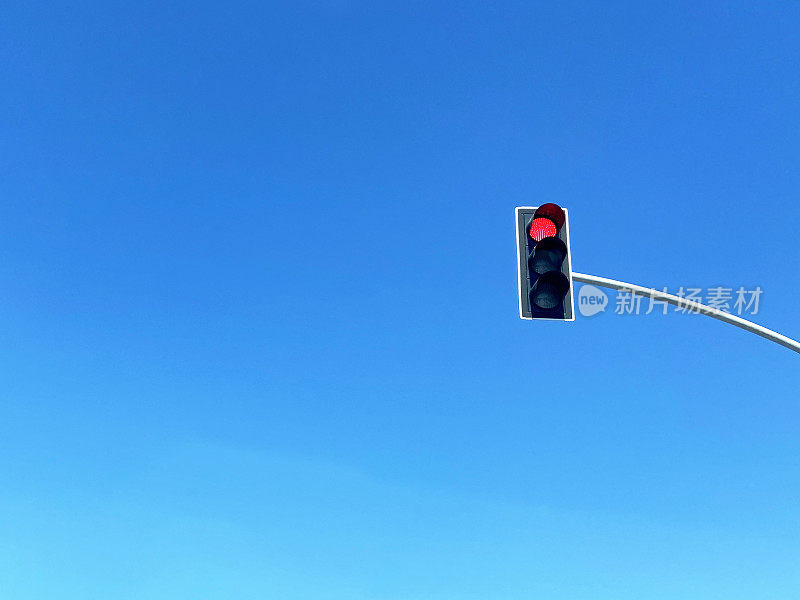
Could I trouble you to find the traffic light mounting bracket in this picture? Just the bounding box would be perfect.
[571,272,800,355]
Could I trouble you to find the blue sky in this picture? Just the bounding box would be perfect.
[1,1,799,598]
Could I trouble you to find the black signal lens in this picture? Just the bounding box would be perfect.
[529,271,570,310]
[528,236,567,275]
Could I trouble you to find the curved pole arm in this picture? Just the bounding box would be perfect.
[572,272,800,355]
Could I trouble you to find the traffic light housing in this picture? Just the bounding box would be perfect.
[516,204,575,320]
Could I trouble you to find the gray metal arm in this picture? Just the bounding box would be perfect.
[572,272,800,355]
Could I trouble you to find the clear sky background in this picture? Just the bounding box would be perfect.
[1,2,799,599]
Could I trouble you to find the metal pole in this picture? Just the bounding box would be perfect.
[572,272,800,355]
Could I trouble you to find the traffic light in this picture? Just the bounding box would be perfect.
[516,204,575,320]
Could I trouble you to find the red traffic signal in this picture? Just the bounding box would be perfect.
[516,203,574,321]
[528,217,557,242]
[527,203,566,242]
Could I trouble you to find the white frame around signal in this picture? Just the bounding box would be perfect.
[516,206,575,322]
